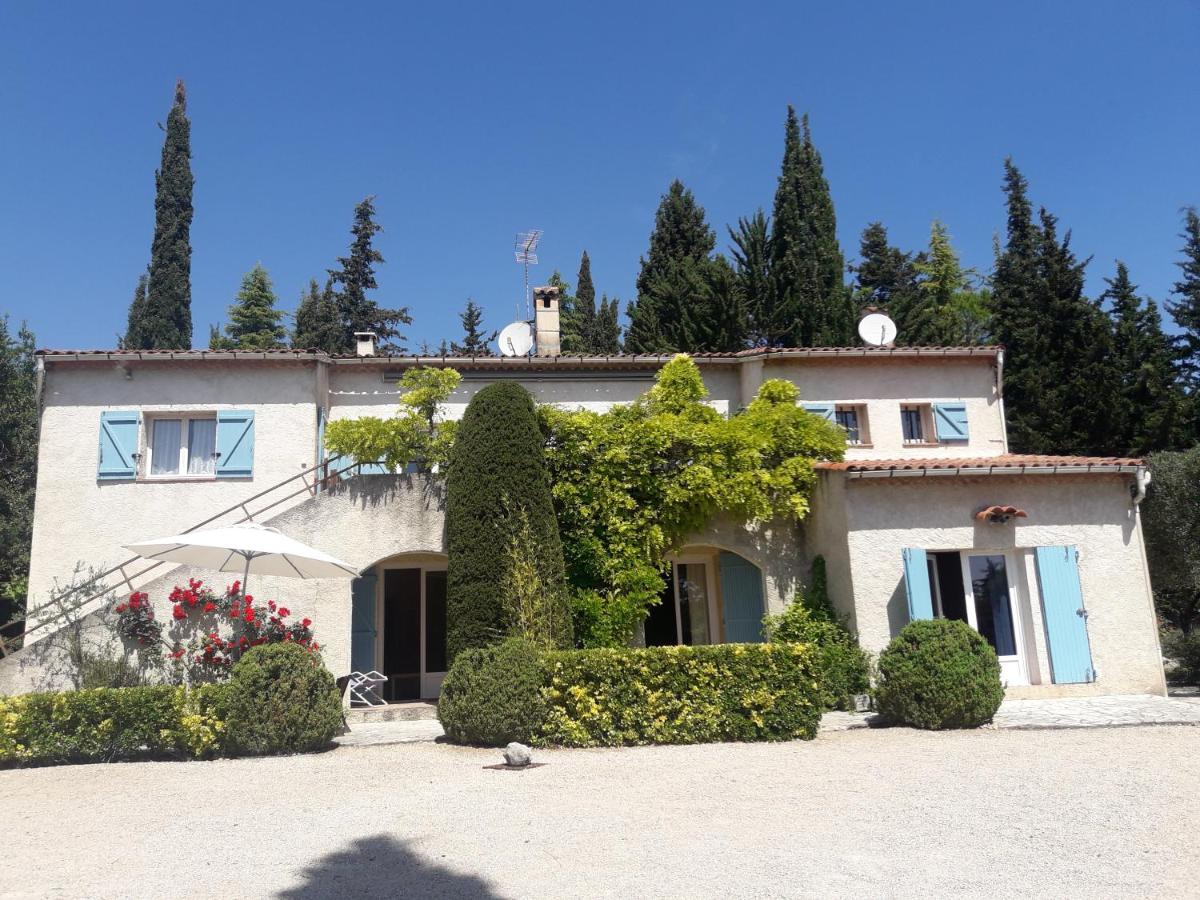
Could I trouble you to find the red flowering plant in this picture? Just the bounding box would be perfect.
[112,591,163,647]
[113,578,321,683]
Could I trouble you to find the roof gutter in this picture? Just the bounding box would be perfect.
[843,463,1145,479]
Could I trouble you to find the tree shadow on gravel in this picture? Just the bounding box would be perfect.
[275,834,501,899]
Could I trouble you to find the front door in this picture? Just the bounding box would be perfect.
[382,567,448,701]
[960,553,1027,686]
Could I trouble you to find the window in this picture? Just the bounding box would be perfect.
[900,405,928,443]
[835,405,866,445]
[645,561,715,647]
[146,415,217,477]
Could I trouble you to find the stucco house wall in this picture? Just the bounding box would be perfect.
[833,472,1164,697]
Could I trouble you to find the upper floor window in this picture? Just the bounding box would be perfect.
[901,405,928,444]
[835,405,867,445]
[148,415,217,477]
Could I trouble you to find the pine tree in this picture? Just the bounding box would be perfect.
[766,108,853,347]
[851,222,921,320]
[451,299,496,356]
[729,211,771,345]
[592,295,622,354]
[1104,261,1180,455]
[561,251,597,353]
[292,278,344,354]
[1167,208,1200,396]
[905,221,991,345]
[127,80,194,349]
[627,181,715,353]
[0,318,37,631]
[215,264,286,349]
[328,197,411,354]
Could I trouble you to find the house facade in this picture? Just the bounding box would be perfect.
[0,301,1166,700]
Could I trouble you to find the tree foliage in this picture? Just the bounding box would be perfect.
[324,366,461,471]
[1168,208,1200,389]
[560,251,597,353]
[446,383,567,661]
[450,299,496,356]
[211,264,286,350]
[292,278,345,354]
[851,221,921,315]
[901,220,992,345]
[0,317,37,631]
[541,355,845,646]
[126,80,194,349]
[1144,448,1200,634]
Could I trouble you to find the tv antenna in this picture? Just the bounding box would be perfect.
[514,229,542,318]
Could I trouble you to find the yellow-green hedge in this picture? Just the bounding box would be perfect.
[0,684,227,766]
[538,642,822,747]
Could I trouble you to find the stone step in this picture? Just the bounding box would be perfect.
[345,701,439,723]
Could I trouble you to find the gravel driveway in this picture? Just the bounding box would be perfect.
[2,726,1197,899]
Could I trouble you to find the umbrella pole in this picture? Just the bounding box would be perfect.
[241,554,252,600]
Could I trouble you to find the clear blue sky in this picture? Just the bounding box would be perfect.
[1,1,1197,351]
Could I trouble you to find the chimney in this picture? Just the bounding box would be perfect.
[354,332,378,357]
[532,285,561,357]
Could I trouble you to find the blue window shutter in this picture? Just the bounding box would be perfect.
[1035,546,1095,683]
[98,411,140,480]
[350,573,378,673]
[718,551,765,643]
[902,548,933,621]
[803,402,836,422]
[933,403,969,441]
[216,410,255,477]
[337,455,393,479]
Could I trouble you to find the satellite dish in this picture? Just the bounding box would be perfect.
[498,321,534,357]
[858,312,898,347]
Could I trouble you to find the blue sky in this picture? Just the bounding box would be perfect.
[1,1,1197,351]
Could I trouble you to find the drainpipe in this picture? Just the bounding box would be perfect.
[1132,468,1151,505]
[995,349,1010,453]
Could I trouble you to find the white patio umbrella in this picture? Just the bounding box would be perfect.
[124,522,360,596]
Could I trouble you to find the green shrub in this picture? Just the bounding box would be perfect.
[437,637,547,746]
[1162,628,1200,685]
[874,619,1004,729]
[222,643,342,756]
[764,600,870,711]
[446,382,568,661]
[540,643,822,747]
[0,684,226,766]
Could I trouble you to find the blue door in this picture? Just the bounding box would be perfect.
[719,551,765,643]
[350,573,378,673]
[1034,546,1095,683]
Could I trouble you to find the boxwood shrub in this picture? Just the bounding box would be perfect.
[0,683,227,766]
[223,642,343,756]
[764,599,871,711]
[874,619,1004,729]
[539,643,823,747]
[437,637,547,746]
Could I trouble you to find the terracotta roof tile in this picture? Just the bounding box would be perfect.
[816,454,1145,474]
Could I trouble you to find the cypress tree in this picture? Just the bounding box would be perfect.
[127,80,194,349]
[626,180,720,353]
[592,295,622,354]
[292,278,344,354]
[851,222,921,321]
[767,108,853,347]
[328,197,411,354]
[445,383,568,660]
[0,318,37,633]
[451,299,496,356]
[1104,262,1181,455]
[729,210,772,345]
[560,251,597,353]
[216,264,286,349]
[122,272,150,349]
[1167,207,1200,405]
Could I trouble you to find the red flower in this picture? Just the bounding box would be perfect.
[172,604,186,620]
[277,607,290,618]
[268,600,276,613]
[301,618,312,628]
[203,601,216,613]
[244,607,255,623]
[115,604,128,614]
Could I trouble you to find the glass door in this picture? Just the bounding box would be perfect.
[960,553,1027,685]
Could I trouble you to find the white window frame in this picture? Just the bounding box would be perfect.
[668,555,720,646]
[835,404,869,446]
[141,412,219,480]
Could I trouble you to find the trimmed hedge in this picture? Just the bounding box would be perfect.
[437,637,547,745]
[0,684,227,766]
[223,643,343,756]
[445,382,568,662]
[539,643,822,747]
[764,600,871,711]
[874,619,1004,729]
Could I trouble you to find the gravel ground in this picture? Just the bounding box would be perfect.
[2,726,1197,899]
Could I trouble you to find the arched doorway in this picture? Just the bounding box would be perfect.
[643,548,766,646]
[351,552,448,701]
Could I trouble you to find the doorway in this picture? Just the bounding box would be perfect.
[926,550,1027,685]
[381,566,448,701]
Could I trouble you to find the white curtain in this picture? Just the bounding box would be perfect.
[187,419,217,475]
[151,419,182,475]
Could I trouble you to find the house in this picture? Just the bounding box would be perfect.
[0,289,1166,701]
